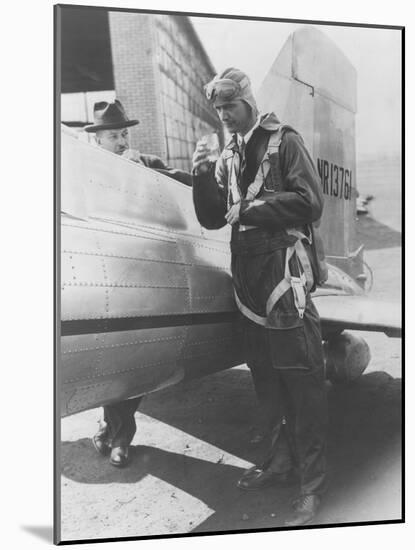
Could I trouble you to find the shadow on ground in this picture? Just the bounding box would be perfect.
[61,367,401,532]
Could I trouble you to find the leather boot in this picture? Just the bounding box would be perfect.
[237,466,293,490]
[92,432,110,456]
[110,446,130,467]
[284,494,320,526]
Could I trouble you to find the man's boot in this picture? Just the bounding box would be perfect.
[284,495,320,527]
[110,446,130,467]
[92,424,110,456]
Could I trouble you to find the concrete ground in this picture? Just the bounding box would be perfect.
[60,207,402,542]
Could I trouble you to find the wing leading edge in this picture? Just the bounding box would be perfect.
[314,294,401,338]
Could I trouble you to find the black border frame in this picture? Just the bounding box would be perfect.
[53,4,405,545]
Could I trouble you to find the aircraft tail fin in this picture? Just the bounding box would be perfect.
[257,27,364,285]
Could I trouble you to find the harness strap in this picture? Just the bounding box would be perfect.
[286,228,314,292]
[245,128,283,200]
[290,276,307,319]
[235,231,313,324]
[227,153,241,207]
[234,289,268,326]
[294,241,313,293]
[265,278,291,317]
[229,126,313,323]
[265,244,307,319]
[227,127,284,228]
[234,241,309,325]
[226,148,258,231]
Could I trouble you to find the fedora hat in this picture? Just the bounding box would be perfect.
[84,100,139,132]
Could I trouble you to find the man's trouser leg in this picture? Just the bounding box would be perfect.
[260,369,295,476]
[102,397,143,448]
[245,321,281,437]
[248,354,281,436]
[266,369,328,496]
[262,303,328,496]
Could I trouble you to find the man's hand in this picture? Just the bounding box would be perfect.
[225,203,241,225]
[192,142,212,174]
[122,149,144,164]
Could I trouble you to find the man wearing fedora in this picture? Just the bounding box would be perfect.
[192,68,328,526]
[85,100,191,468]
[85,99,192,186]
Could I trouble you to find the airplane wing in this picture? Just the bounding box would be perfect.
[314,294,401,338]
[59,25,402,418]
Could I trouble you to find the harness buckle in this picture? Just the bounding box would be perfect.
[290,276,306,319]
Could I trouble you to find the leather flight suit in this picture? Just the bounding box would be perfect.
[192,112,328,496]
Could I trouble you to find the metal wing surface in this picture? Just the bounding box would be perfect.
[314,294,401,338]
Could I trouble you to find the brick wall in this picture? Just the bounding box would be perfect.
[109,12,166,158]
[109,12,221,170]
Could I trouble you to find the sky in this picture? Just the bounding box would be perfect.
[191,17,402,159]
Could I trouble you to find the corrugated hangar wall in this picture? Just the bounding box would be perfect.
[156,15,221,170]
[60,8,221,170]
[109,12,221,170]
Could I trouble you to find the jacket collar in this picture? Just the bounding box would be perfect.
[224,112,281,151]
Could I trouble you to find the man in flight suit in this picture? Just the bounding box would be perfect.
[192,68,328,526]
[85,100,191,467]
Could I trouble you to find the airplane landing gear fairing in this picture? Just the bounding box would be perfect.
[324,331,371,385]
